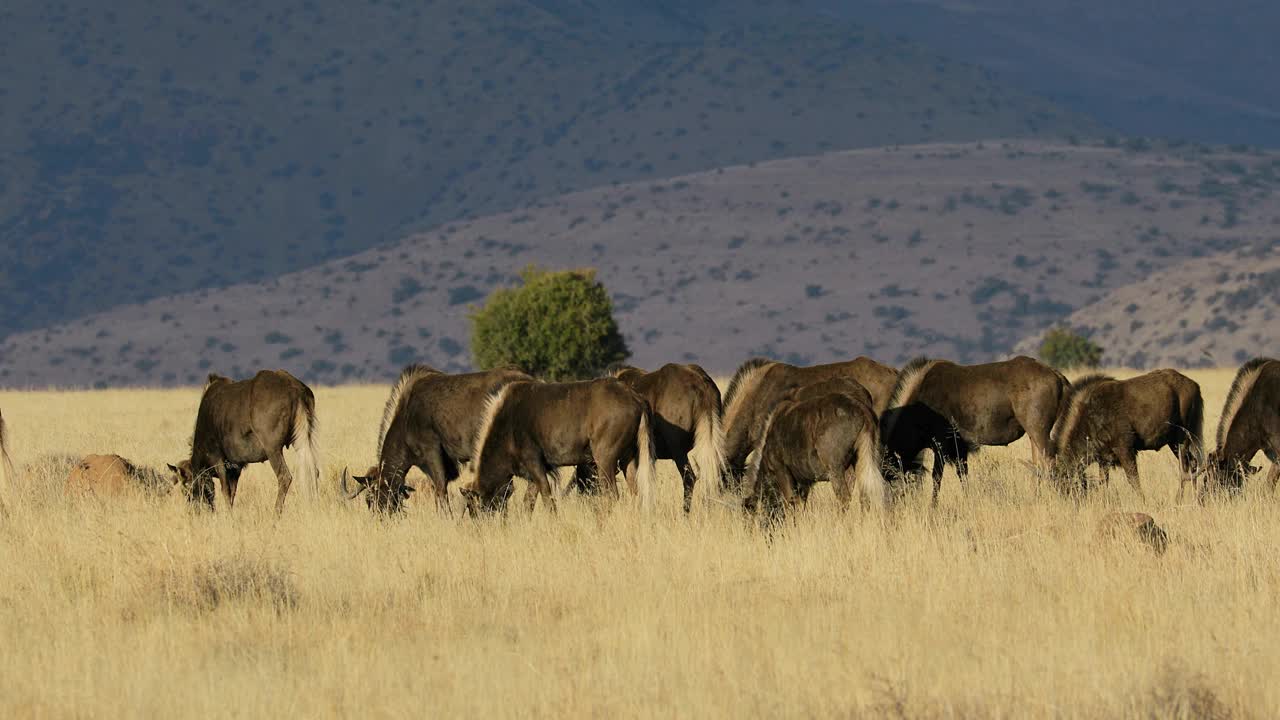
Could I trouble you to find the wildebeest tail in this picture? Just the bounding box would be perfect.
[854,418,888,512]
[0,412,13,510]
[292,390,322,494]
[1186,387,1205,468]
[690,403,727,501]
[636,408,657,512]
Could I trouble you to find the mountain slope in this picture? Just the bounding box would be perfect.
[0,1,1093,336]
[5,139,1280,387]
[1015,242,1280,369]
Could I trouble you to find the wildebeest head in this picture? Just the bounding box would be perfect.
[166,460,215,507]
[459,482,515,516]
[1200,452,1255,496]
[341,466,414,514]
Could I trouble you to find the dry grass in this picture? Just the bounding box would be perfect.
[0,368,1274,717]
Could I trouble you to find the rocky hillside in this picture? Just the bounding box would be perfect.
[1015,241,1280,369]
[0,0,1093,337]
[5,139,1280,387]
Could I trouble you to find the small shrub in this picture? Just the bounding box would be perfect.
[1039,326,1103,369]
[470,267,629,380]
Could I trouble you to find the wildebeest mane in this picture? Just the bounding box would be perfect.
[1217,358,1278,448]
[723,357,774,412]
[1050,373,1115,454]
[879,357,940,436]
[376,364,442,455]
[603,362,641,378]
[469,381,524,472]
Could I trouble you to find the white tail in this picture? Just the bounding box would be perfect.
[635,411,657,512]
[689,409,726,502]
[854,423,888,512]
[293,402,321,495]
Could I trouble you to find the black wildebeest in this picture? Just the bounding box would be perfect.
[1204,358,1280,494]
[742,389,887,522]
[721,357,897,488]
[461,379,656,514]
[1050,370,1203,500]
[569,363,724,512]
[169,370,320,513]
[342,364,531,513]
[0,410,12,510]
[881,356,1068,505]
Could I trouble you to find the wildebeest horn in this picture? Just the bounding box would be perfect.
[341,467,366,500]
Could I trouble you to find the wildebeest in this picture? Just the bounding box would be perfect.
[65,454,173,497]
[341,365,531,513]
[721,357,897,488]
[0,410,13,509]
[1050,370,1203,500]
[568,363,724,512]
[461,378,656,514]
[169,370,320,513]
[742,389,887,522]
[881,356,1068,504]
[1204,358,1280,493]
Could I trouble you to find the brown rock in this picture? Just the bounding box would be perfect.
[1097,512,1168,555]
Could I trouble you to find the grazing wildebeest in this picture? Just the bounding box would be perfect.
[721,357,897,488]
[741,389,887,522]
[341,364,531,513]
[1204,358,1280,494]
[342,464,416,511]
[169,370,320,513]
[881,356,1068,505]
[1050,370,1202,500]
[65,454,173,497]
[0,410,13,508]
[461,379,656,514]
[568,363,724,512]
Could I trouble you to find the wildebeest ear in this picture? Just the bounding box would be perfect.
[167,463,180,474]
[403,485,416,494]
[352,475,371,487]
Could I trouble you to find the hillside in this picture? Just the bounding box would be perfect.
[1015,242,1280,369]
[835,0,1280,146]
[5,139,1280,387]
[0,1,1093,337]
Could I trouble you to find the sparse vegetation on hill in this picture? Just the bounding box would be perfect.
[6,140,1280,386]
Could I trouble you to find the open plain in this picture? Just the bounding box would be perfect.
[0,367,1273,717]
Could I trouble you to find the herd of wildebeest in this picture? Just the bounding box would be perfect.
[4,354,1280,521]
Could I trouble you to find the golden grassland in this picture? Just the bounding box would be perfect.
[0,368,1275,718]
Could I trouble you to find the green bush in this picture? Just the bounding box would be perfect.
[1039,325,1103,369]
[470,267,629,380]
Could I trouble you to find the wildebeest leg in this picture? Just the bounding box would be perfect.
[930,450,945,507]
[675,452,696,513]
[267,450,294,514]
[1116,448,1144,501]
[222,466,243,509]
[835,465,855,510]
[593,449,621,499]
[419,448,453,513]
[1174,444,1195,503]
[214,463,232,511]
[955,445,971,487]
[535,469,558,514]
[1263,448,1280,493]
[567,463,598,496]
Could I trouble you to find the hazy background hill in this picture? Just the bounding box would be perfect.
[7,139,1280,388]
[0,0,1090,336]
